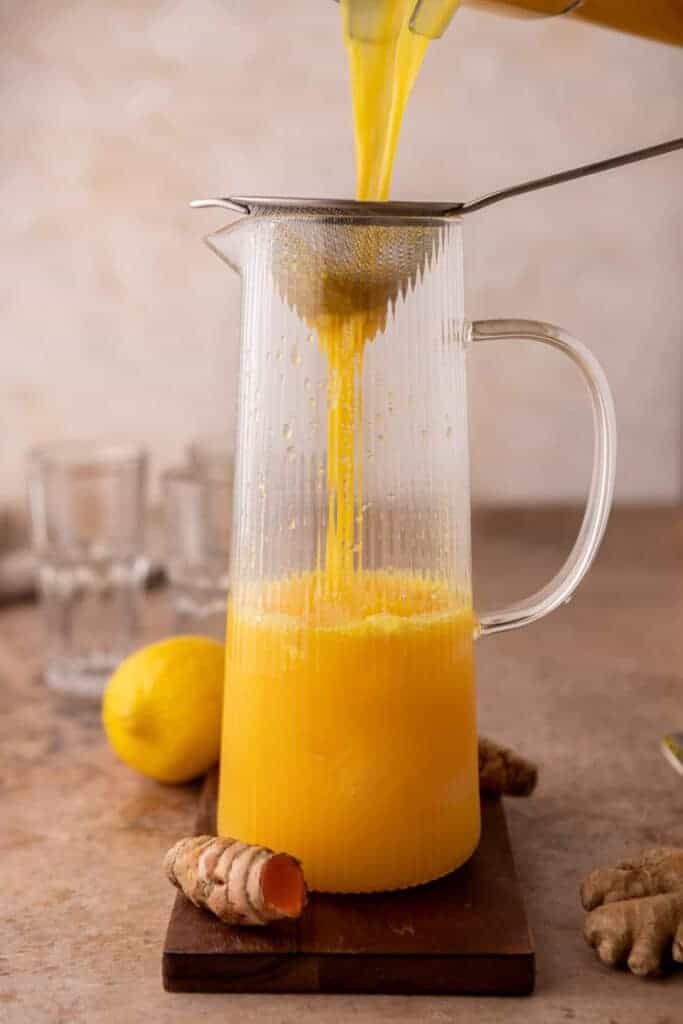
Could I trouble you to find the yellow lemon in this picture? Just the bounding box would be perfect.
[102,636,225,783]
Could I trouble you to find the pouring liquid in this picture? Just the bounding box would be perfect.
[218,0,480,892]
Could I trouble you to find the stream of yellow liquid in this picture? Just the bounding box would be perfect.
[218,0,480,892]
[346,2,431,201]
[324,0,435,576]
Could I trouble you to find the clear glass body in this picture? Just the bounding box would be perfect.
[163,466,231,641]
[215,216,476,892]
[209,211,616,892]
[27,442,148,699]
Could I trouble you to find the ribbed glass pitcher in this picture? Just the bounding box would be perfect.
[202,200,616,893]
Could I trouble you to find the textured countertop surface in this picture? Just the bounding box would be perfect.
[3,507,682,1023]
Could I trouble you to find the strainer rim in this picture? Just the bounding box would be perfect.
[193,195,464,221]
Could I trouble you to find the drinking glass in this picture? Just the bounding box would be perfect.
[162,467,231,640]
[187,435,234,482]
[27,442,148,698]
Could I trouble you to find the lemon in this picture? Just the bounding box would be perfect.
[102,636,225,784]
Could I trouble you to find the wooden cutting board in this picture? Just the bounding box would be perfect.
[163,770,534,995]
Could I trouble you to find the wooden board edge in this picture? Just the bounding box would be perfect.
[162,950,535,995]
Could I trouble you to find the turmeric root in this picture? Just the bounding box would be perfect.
[478,737,538,796]
[165,835,307,926]
[581,848,683,976]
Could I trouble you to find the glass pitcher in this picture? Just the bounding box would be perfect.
[199,198,616,893]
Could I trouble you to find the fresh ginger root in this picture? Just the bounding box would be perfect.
[165,835,307,926]
[581,848,683,976]
[478,737,538,796]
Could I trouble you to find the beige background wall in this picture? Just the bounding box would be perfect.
[1,0,682,505]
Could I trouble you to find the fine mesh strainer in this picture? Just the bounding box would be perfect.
[192,138,681,325]
[234,209,447,328]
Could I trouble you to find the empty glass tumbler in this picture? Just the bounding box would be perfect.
[200,200,617,892]
[27,442,148,698]
[187,435,234,483]
[163,467,231,640]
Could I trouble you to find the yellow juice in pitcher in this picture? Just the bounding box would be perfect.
[219,574,479,893]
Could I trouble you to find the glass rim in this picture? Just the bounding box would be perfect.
[28,440,147,469]
[162,465,232,490]
[187,435,234,460]
[162,465,200,486]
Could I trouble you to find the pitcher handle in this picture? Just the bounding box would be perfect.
[471,318,617,637]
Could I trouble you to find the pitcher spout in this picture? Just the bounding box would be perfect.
[190,198,251,274]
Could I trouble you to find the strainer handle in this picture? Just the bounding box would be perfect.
[471,319,617,637]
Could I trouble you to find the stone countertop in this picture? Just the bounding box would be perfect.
[2,507,682,1024]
